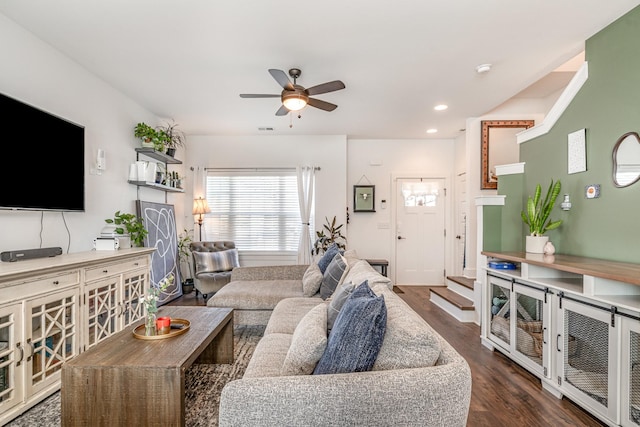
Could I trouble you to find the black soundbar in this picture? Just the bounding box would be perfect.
[1,247,63,262]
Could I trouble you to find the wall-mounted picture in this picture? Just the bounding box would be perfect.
[354,185,375,212]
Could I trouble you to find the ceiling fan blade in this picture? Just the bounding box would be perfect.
[305,80,345,96]
[308,98,338,112]
[268,69,294,91]
[275,105,289,116]
[240,94,280,98]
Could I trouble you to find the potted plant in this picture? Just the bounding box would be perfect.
[312,216,347,255]
[105,210,149,248]
[156,119,186,157]
[177,228,194,293]
[134,122,167,152]
[520,179,563,253]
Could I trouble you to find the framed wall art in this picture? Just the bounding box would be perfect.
[353,185,375,212]
[136,200,182,305]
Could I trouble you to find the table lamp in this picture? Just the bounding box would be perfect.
[192,197,211,241]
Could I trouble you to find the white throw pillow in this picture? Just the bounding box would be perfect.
[302,263,323,297]
[281,303,328,375]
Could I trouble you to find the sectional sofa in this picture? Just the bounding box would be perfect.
[209,250,472,426]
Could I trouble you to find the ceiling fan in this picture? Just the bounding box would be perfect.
[240,68,345,116]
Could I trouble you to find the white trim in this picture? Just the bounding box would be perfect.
[475,195,506,206]
[517,61,589,144]
[495,162,525,176]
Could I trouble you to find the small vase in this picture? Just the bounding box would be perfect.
[145,312,157,336]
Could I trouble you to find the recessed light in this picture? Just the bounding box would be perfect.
[426,128,438,134]
[476,63,492,74]
[434,104,448,111]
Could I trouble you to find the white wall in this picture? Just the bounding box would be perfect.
[0,14,173,253]
[347,139,455,281]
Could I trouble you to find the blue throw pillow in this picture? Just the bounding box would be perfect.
[317,243,340,274]
[320,253,349,300]
[313,281,387,375]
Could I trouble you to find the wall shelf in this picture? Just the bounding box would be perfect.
[134,147,182,164]
[127,180,184,193]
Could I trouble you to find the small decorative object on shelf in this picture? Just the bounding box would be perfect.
[140,274,174,336]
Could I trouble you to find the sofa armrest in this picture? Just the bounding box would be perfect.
[219,359,471,426]
[230,264,309,281]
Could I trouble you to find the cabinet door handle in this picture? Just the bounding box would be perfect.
[134,262,139,266]
[27,339,34,362]
[103,269,108,273]
[16,342,24,366]
[543,327,547,344]
[52,280,60,285]
[556,334,562,352]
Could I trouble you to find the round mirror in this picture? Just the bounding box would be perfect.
[613,132,640,188]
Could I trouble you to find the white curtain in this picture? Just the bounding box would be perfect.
[296,166,315,264]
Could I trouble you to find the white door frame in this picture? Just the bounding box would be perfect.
[390,172,454,285]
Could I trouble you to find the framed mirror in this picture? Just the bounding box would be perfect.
[612,131,640,188]
[481,120,535,189]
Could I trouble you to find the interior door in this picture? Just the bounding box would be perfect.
[454,172,467,276]
[395,178,445,285]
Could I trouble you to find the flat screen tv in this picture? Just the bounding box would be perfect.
[1,92,85,212]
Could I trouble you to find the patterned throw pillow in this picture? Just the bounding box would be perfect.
[326,281,356,330]
[193,249,240,275]
[319,254,349,300]
[313,281,387,375]
[281,303,328,375]
[317,243,341,274]
[302,263,323,297]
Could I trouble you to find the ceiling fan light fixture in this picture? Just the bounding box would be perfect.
[282,92,308,111]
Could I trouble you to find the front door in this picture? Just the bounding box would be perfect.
[395,178,446,285]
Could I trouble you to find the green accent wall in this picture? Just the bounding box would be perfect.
[483,205,503,252]
[497,173,524,251]
[515,5,640,262]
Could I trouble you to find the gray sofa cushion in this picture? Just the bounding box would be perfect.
[320,254,349,300]
[343,259,392,290]
[209,279,304,310]
[281,303,328,375]
[314,282,387,375]
[264,297,325,335]
[371,283,442,370]
[243,333,291,378]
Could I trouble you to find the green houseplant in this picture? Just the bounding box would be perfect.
[105,210,149,247]
[520,179,562,253]
[312,216,347,255]
[134,122,167,152]
[156,119,186,157]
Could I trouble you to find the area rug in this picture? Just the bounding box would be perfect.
[6,325,265,427]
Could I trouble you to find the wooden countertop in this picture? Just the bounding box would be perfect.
[482,250,640,286]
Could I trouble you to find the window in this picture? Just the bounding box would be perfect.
[204,169,311,252]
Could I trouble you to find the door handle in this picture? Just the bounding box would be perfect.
[397,236,406,240]
[455,235,461,239]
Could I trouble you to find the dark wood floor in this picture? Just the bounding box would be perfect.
[167,286,606,426]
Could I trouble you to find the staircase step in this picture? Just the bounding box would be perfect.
[446,276,475,290]
[429,287,474,311]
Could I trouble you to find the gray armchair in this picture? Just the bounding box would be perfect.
[189,241,239,300]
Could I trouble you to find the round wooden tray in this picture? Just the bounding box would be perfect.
[132,318,190,340]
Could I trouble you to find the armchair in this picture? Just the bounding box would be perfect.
[189,241,239,299]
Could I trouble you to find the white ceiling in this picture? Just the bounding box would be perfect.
[1,1,638,139]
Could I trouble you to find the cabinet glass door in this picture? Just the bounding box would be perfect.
[513,283,549,377]
[0,304,23,414]
[85,278,119,349]
[557,298,618,424]
[27,289,78,396]
[488,275,511,349]
[121,269,147,328]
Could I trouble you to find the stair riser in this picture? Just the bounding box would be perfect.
[430,293,476,323]
[446,281,475,300]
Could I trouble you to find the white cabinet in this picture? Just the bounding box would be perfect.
[481,251,640,427]
[0,248,153,425]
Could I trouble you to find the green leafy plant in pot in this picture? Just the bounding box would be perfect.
[520,179,562,253]
[312,216,347,256]
[105,210,149,248]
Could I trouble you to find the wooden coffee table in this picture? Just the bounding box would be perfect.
[61,306,233,427]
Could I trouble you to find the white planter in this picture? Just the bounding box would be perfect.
[525,235,549,254]
[117,235,131,249]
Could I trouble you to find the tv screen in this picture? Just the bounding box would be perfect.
[1,93,85,212]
